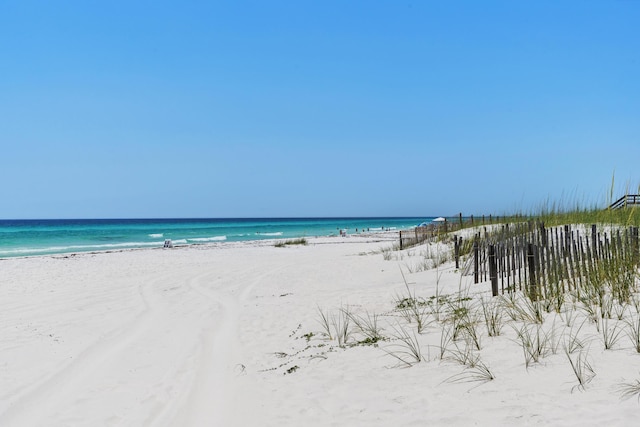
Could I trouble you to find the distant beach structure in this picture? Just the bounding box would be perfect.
[163,239,173,248]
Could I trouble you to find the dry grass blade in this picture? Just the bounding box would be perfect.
[601,317,624,350]
[617,378,640,401]
[332,307,351,347]
[624,314,640,353]
[565,345,596,392]
[480,296,503,337]
[383,324,423,367]
[347,310,385,344]
[316,306,333,340]
[514,323,552,368]
[445,360,495,388]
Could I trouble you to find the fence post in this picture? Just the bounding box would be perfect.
[539,222,547,246]
[454,235,460,269]
[527,243,537,300]
[473,240,479,284]
[399,231,403,250]
[591,224,597,259]
[459,212,463,230]
[489,244,498,296]
[633,227,639,264]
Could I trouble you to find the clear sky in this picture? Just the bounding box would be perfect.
[1,0,638,219]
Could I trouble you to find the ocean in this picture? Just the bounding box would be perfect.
[0,217,433,258]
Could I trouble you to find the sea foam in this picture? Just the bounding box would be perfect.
[0,241,164,256]
[188,236,227,242]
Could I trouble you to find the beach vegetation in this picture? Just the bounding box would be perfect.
[617,377,640,401]
[333,307,352,348]
[285,365,299,374]
[563,319,588,354]
[274,238,308,247]
[480,296,504,337]
[514,323,553,368]
[624,314,640,353]
[394,271,431,333]
[445,360,495,386]
[294,188,640,394]
[316,306,333,340]
[439,323,454,360]
[453,307,482,351]
[383,324,424,367]
[558,302,577,327]
[346,310,385,344]
[565,345,596,392]
[445,341,480,368]
[600,317,624,350]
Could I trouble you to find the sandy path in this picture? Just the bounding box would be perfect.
[0,247,280,426]
[0,239,379,426]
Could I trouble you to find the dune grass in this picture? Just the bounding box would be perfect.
[618,378,640,401]
[274,237,308,247]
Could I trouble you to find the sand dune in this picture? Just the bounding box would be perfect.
[1,235,639,426]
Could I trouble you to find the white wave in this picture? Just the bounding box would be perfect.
[258,232,283,236]
[149,233,164,238]
[172,239,188,245]
[0,241,165,256]
[188,236,227,242]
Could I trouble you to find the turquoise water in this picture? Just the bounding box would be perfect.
[0,218,433,258]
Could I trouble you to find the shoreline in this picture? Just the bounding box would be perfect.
[0,217,418,260]
[0,229,401,261]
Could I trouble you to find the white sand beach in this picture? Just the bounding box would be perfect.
[1,233,640,426]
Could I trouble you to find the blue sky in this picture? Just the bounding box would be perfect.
[1,0,638,218]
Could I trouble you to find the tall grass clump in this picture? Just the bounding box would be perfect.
[347,310,385,344]
[316,306,333,340]
[564,319,587,354]
[531,191,640,228]
[618,377,640,401]
[445,296,481,350]
[565,345,596,392]
[394,271,431,333]
[515,323,553,368]
[275,237,308,247]
[332,307,352,347]
[445,361,495,386]
[501,293,545,324]
[480,296,504,337]
[383,324,424,367]
[600,317,624,350]
[625,314,640,353]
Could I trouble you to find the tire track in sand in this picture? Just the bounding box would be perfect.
[0,273,170,426]
[170,264,290,427]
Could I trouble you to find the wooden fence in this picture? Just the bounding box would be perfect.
[399,213,521,250]
[399,225,439,249]
[463,222,640,297]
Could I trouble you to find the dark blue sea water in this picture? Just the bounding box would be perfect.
[0,218,434,258]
